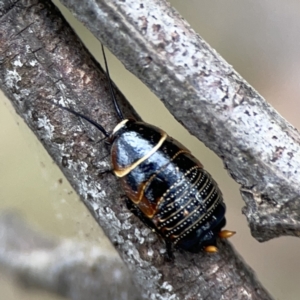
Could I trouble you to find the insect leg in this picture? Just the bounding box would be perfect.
[203,230,236,253]
[218,230,236,239]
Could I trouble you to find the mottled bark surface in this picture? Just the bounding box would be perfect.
[0,0,275,299]
[59,0,300,243]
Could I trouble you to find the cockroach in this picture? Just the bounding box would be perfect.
[51,45,235,257]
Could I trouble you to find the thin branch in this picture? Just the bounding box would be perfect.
[0,0,273,299]
[58,0,300,242]
[0,211,140,300]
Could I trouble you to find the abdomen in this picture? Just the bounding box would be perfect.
[111,121,226,252]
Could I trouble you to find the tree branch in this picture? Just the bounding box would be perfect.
[58,0,300,243]
[0,0,273,299]
[0,211,140,300]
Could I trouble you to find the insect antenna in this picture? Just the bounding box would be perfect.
[101,44,124,121]
[47,45,123,138]
[50,101,110,138]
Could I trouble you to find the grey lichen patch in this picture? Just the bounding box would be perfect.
[5,69,21,89]
[96,205,123,241]
[66,160,103,200]
[11,56,23,68]
[37,115,55,139]
[149,290,178,300]
[134,227,145,244]
[161,281,173,293]
[13,88,31,103]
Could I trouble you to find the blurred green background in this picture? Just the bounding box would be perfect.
[1,1,300,299]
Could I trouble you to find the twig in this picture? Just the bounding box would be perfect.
[0,211,140,300]
[59,0,300,242]
[0,0,274,299]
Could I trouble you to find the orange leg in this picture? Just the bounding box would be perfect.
[218,230,236,239]
[204,245,218,253]
[204,230,236,253]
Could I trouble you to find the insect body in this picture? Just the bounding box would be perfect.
[53,45,235,255]
[110,119,233,253]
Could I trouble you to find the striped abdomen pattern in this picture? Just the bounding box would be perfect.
[110,119,226,252]
[153,166,223,246]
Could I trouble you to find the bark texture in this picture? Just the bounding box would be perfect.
[59,0,300,243]
[0,0,276,299]
[0,211,140,300]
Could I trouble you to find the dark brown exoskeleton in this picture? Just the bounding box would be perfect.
[53,45,235,256]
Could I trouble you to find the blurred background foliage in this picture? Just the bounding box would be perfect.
[1,1,300,299]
